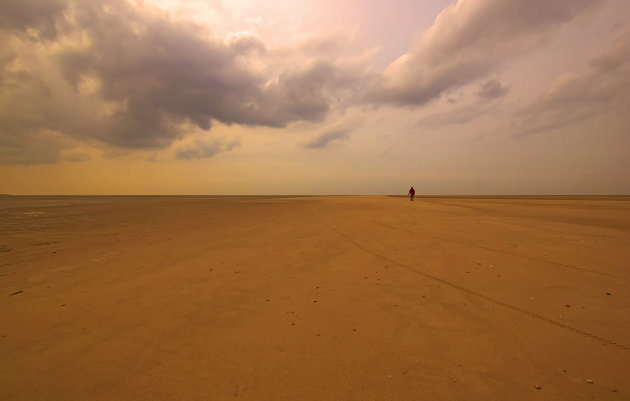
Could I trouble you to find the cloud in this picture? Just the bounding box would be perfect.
[304,129,350,149]
[476,79,510,99]
[417,103,496,128]
[53,0,273,146]
[369,0,604,105]
[64,153,91,162]
[0,0,620,165]
[0,0,67,40]
[0,129,64,164]
[0,0,368,163]
[174,138,240,160]
[513,31,630,136]
[226,32,267,55]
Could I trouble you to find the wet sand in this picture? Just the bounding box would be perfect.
[1,196,629,400]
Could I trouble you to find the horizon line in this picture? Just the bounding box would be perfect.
[2,194,629,198]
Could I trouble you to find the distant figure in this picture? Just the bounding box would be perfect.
[408,186,415,201]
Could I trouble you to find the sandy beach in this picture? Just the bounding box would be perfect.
[1,195,629,401]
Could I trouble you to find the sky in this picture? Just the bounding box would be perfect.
[1,0,629,195]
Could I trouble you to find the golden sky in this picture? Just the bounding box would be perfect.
[1,0,629,194]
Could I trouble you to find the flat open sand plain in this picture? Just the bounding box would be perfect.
[1,195,629,401]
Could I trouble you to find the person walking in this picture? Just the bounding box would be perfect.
[408,186,415,201]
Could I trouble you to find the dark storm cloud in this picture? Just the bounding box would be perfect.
[0,0,68,40]
[53,0,316,147]
[262,60,366,126]
[369,0,605,106]
[226,34,267,55]
[0,0,366,163]
[476,79,510,99]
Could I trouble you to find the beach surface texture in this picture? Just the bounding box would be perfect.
[1,195,629,400]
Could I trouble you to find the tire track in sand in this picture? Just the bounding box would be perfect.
[378,222,616,278]
[323,222,629,351]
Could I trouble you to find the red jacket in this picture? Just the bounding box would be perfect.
[408,188,415,195]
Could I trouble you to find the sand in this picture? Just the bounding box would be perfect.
[1,195,629,400]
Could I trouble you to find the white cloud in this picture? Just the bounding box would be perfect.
[369,0,605,105]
